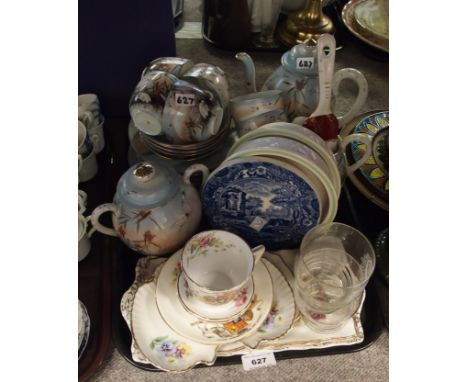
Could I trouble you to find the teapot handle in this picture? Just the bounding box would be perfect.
[90,203,119,237]
[183,164,210,188]
[333,68,368,128]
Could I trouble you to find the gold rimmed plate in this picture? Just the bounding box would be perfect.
[342,0,389,53]
[128,261,219,372]
[156,249,274,345]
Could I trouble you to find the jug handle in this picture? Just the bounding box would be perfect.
[333,68,368,128]
[339,134,373,175]
[183,164,210,189]
[90,203,119,237]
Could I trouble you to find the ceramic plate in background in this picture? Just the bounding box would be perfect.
[350,111,389,196]
[354,0,389,40]
[342,0,389,53]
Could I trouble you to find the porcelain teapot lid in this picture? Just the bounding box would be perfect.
[115,161,179,209]
[281,39,318,76]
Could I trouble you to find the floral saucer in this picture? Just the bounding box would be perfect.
[78,300,90,360]
[241,259,296,348]
[156,249,273,345]
[130,262,218,372]
[217,292,366,356]
[178,273,254,321]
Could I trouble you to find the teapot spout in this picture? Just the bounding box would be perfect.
[235,52,257,93]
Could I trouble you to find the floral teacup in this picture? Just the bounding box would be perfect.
[181,230,265,308]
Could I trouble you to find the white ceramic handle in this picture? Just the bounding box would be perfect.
[333,68,368,128]
[252,245,266,264]
[89,133,100,153]
[80,110,95,128]
[340,133,373,174]
[183,164,210,187]
[90,203,119,237]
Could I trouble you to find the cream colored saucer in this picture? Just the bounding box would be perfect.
[178,273,254,321]
[156,250,273,345]
[129,261,218,372]
[241,259,296,348]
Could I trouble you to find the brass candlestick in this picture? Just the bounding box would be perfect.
[277,0,335,47]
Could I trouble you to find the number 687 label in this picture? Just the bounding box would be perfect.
[175,93,196,107]
[241,351,276,371]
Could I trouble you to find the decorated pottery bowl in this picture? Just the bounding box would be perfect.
[225,150,337,225]
[201,157,322,249]
[231,135,334,190]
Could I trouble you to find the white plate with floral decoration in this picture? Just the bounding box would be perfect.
[177,272,254,321]
[156,249,273,345]
[217,292,366,356]
[241,259,296,348]
[130,262,218,372]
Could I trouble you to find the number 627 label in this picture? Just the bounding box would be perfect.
[175,93,196,107]
[296,57,314,70]
[241,351,276,371]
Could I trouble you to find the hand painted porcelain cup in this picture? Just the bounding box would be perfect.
[162,80,224,144]
[90,161,209,256]
[181,230,265,307]
[182,63,230,108]
[229,90,284,124]
[129,70,178,136]
[78,107,105,153]
[78,121,98,182]
[141,57,194,78]
[78,214,91,262]
[235,108,288,137]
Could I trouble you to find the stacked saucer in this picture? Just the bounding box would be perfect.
[121,232,298,372]
[201,122,341,249]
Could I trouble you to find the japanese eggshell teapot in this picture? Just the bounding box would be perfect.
[236,39,368,126]
[90,160,209,255]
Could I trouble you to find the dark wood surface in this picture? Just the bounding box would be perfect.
[78,119,130,381]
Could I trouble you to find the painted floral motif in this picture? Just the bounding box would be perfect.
[234,287,249,307]
[258,303,283,333]
[186,233,234,261]
[171,262,182,285]
[306,310,326,321]
[149,336,192,363]
[191,295,261,339]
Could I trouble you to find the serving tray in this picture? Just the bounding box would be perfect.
[110,168,387,371]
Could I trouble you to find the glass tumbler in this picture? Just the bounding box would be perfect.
[294,223,375,329]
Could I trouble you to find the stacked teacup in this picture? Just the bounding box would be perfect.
[78,93,105,182]
[78,94,105,153]
[78,190,93,262]
[129,57,231,161]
